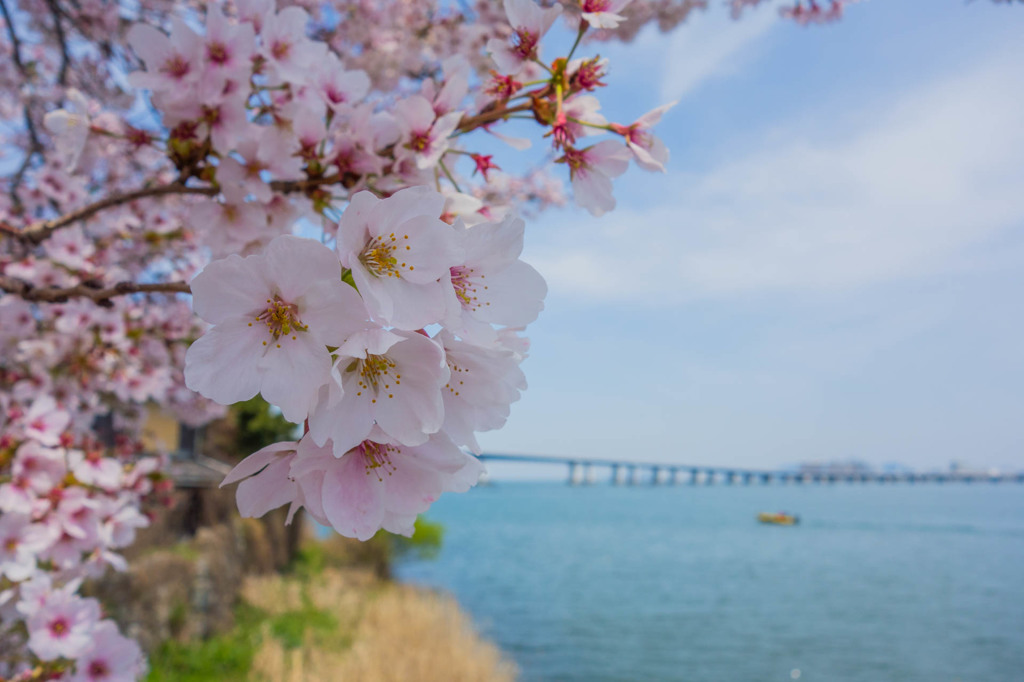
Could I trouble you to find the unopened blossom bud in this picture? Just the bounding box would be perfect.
[472,154,501,181]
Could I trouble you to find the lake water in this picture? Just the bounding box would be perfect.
[396,482,1024,682]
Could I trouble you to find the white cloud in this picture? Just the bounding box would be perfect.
[531,47,1024,304]
[660,4,779,102]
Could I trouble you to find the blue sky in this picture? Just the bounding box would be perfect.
[477,0,1024,477]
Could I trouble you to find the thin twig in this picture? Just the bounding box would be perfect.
[1,0,44,208]
[0,275,191,305]
[456,102,533,134]
[46,0,71,87]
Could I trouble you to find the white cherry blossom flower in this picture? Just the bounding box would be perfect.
[220,440,304,522]
[487,0,562,75]
[23,396,71,447]
[127,18,203,93]
[394,95,463,170]
[580,0,634,29]
[559,140,632,217]
[43,89,92,171]
[436,330,527,453]
[69,620,146,682]
[612,100,677,172]
[20,586,100,661]
[336,187,459,330]
[308,328,448,456]
[441,214,547,345]
[290,430,483,541]
[185,235,370,423]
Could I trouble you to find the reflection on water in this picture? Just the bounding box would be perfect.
[397,483,1024,682]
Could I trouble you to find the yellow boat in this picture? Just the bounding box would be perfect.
[758,512,799,526]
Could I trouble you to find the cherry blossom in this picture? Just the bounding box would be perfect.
[290,430,483,541]
[185,235,370,422]
[308,328,448,455]
[436,331,528,453]
[0,0,704,673]
[19,580,101,661]
[611,101,677,172]
[559,140,633,216]
[42,90,93,172]
[580,0,636,29]
[336,187,459,330]
[70,621,147,682]
[442,214,547,345]
[487,0,563,74]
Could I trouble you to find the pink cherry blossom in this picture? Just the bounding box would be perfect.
[611,100,677,172]
[436,330,528,453]
[202,7,256,83]
[580,0,635,29]
[308,328,448,456]
[260,7,326,83]
[23,396,71,447]
[220,440,303,522]
[441,214,547,345]
[126,18,203,95]
[70,620,146,682]
[559,140,632,216]
[0,513,50,581]
[185,235,370,422]
[487,0,562,74]
[20,584,101,661]
[290,430,483,540]
[336,187,459,330]
[394,96,463,170]
[42,89,93,171]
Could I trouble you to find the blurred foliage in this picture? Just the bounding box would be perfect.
[232,396,299,455]
[146,602,265,682]
[388,517,444,560]
[269,605,339,650]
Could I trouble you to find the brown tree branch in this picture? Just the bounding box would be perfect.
[13,183,218,245]
[0,275,190,305]
[456,102,534,134]
[5,175,348,245]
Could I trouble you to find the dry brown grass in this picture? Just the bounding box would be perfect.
[247,569,516,682]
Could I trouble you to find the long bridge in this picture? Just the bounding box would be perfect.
[477,453,1024,486]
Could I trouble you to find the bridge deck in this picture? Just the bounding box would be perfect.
[477,453,1024,484]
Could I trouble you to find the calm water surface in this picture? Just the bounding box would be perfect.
[396,483,1024,682]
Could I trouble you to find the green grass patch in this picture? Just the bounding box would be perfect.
[269,606,338,649]
[146,602,266,682]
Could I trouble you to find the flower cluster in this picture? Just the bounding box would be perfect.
[0,0,698,677]
[187,187,543,539]
[0,400,157,681]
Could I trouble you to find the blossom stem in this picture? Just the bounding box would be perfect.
[567,116,613,131]
[439,158,463,193]
[566,23,588,63]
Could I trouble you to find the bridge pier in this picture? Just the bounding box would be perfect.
[705,470,715,485]
[610,463,621,485]
[689,468,699,485]
[567,460,583,486]
[627,464,637,486]
[651,466,662,485]
[725,471,736,485]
